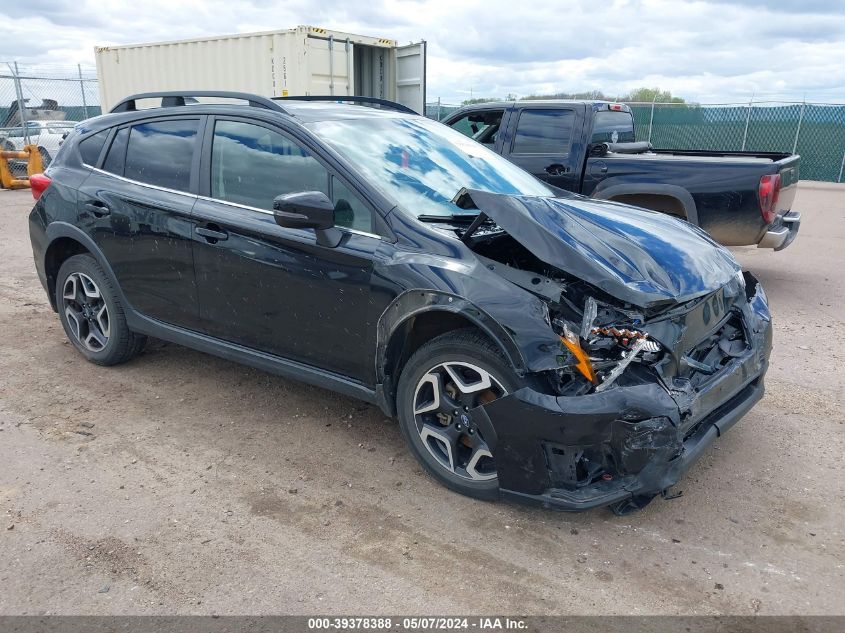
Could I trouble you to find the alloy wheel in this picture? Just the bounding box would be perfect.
[412,361,506,481]
[62,272,110,352]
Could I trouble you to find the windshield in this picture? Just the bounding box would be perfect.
[308,116,555,217]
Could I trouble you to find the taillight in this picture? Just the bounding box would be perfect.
[758,174,781,224]
[609,103,624,111]
[30,173,51,201]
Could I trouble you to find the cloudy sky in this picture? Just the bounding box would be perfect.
[2,0,844,104]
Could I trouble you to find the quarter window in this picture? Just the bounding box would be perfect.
[124,120,199,192]
[512,109,574,154]
[102,127,128,176]
[78,130,109,166]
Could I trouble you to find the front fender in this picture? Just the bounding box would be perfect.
[375,289,529,384]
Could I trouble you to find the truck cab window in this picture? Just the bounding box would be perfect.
[512,109,574,154]
[448,110,503,146]
[591,111,636,144]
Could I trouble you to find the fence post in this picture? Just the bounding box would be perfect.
[647,96,656,144]
[741,97,753,151]
[78,64,89,119]
[792,101,805,155]
[838,150,845,183]
[7,62,29,145]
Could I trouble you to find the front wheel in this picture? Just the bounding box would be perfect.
[396,329,526,500]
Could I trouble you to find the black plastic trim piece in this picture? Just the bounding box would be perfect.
[125,311,378,406]
[273,95,416,115]
[110,91,290,115]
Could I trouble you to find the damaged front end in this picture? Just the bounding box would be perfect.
[453,190,773,513]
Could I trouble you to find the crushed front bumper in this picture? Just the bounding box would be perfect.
[757,210,801,251]
[471,274,773,513]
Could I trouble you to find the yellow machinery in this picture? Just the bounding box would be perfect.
[0,145,44,190]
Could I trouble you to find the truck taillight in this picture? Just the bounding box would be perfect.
[758,174,781,224]
[609,104,624,111]
[30,173,52,201]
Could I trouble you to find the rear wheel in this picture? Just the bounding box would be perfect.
[396,329,526,500]
[56,254,146,365]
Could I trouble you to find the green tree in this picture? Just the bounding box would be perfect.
[623,87,685,103]
[521,90,610,101]
[461,97,500,105]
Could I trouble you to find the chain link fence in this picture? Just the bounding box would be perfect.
[1,63,100,178]
[427,99,845,183]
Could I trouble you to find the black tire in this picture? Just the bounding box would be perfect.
[396,328,528,501]
[55,254,146,365]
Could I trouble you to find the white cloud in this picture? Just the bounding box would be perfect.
[1,0,844,104]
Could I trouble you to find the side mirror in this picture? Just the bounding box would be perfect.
[273,191,342,247]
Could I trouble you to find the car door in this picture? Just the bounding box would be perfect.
[190,116,379,381]
[75,117,202,329]
[500,106,583,192]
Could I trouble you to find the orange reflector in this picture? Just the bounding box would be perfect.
[560,335,597,385]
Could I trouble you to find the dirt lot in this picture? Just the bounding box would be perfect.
[0,183,843,616]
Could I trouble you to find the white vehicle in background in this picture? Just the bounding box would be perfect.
[1,120,79,167]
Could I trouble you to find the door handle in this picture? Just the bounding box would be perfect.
[84,201,110,217]
[195,226,229,242]
[545,163,570,176]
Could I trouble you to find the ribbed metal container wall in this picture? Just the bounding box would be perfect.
[94,26,424,112]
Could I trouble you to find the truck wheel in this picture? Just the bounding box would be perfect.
[56,254,146,365]
[396,329,525,500]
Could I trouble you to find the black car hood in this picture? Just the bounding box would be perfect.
[463,189,740,309]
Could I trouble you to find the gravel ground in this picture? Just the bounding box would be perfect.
[0,183,843,615]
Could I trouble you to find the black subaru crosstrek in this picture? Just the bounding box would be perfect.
[28,91,773,514]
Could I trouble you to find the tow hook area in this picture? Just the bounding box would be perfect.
[662,487,684,501]
[609,486,684,516]
[610,494,658,516]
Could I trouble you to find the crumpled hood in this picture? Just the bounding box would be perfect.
[464,189,740,309]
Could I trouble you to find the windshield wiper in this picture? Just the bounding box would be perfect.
[417,213,479,223]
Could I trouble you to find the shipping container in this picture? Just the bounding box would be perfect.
[95,25,426,114]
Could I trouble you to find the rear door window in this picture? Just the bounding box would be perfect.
[511,109,575,154]
[123,119,199,192]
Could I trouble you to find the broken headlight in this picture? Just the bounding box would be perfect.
[551,302,665,394]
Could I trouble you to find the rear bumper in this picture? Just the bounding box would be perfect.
[757,210,801,250]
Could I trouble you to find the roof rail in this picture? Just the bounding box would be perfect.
[110,91,289,114]
[273,95,416,115]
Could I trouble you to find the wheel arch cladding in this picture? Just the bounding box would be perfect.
[375,290,527,416]
[44,237,90,311]
[44,223,126,313]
